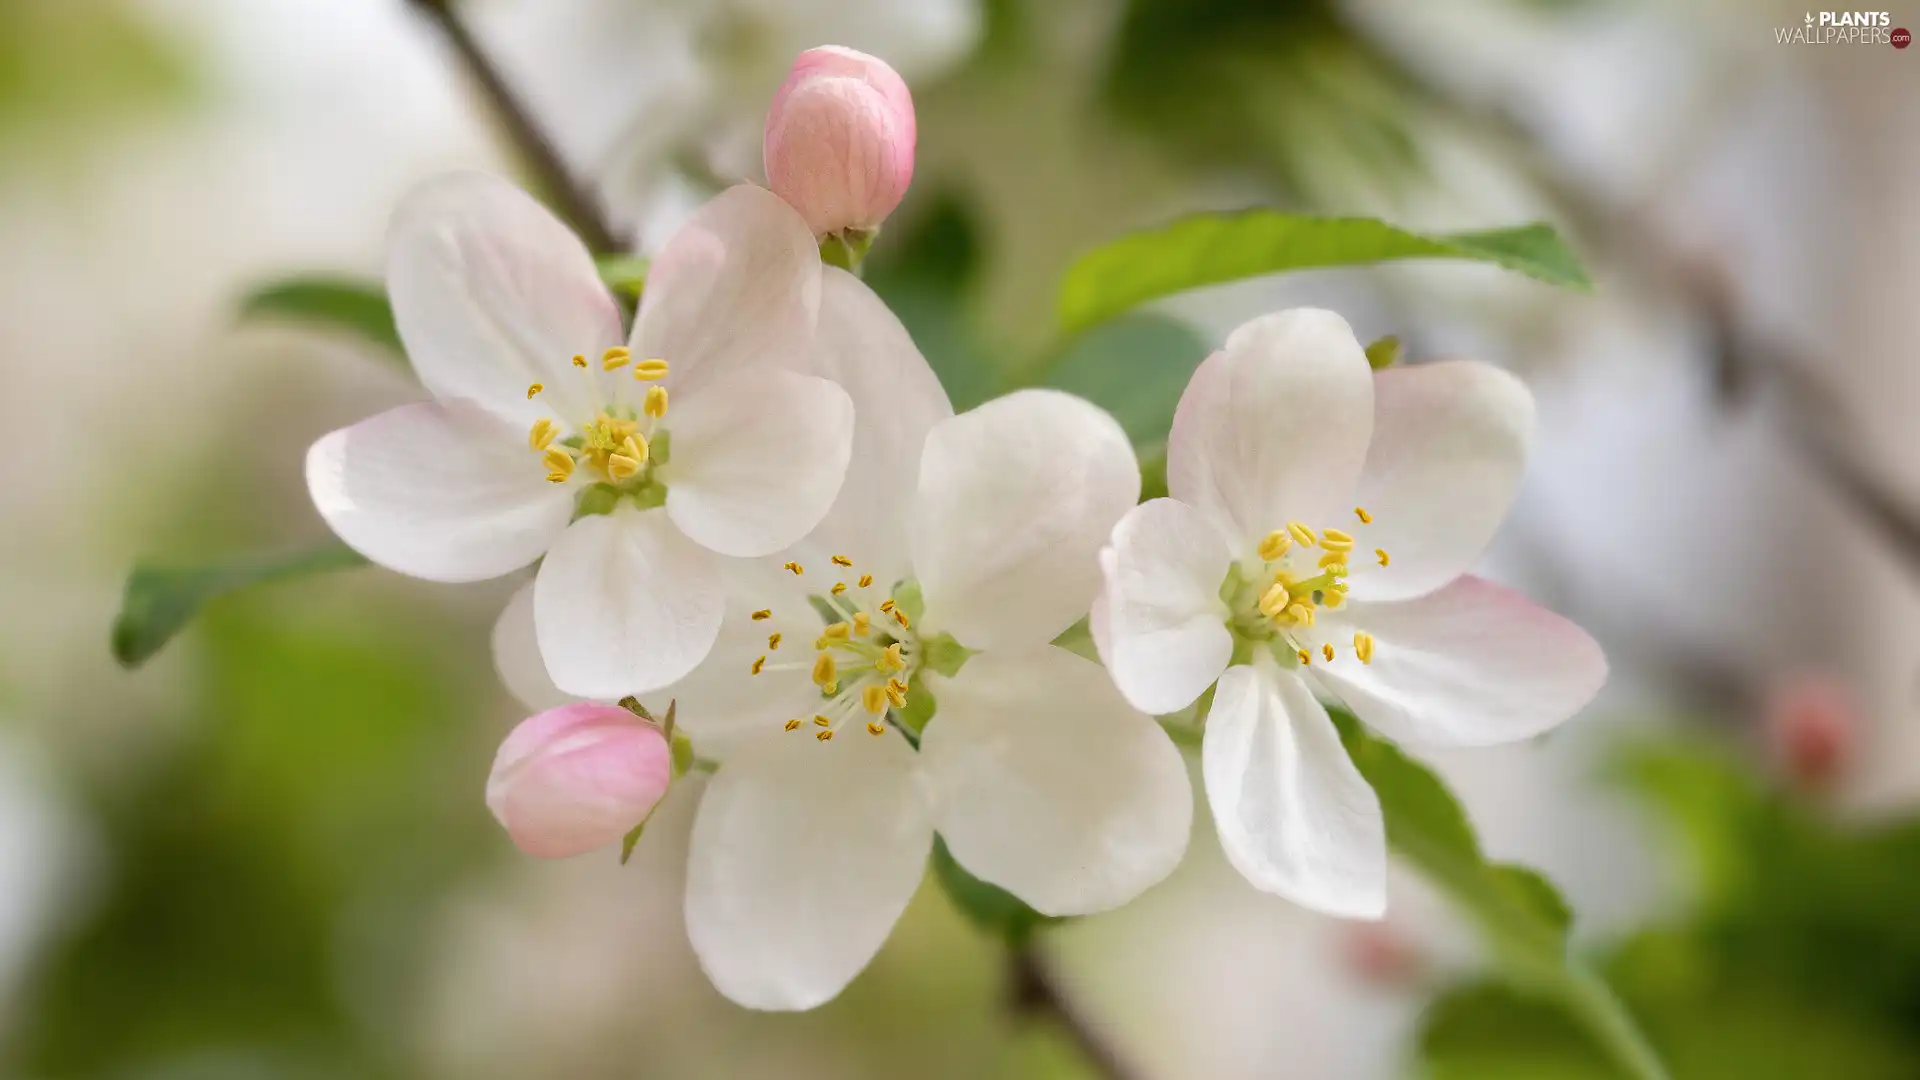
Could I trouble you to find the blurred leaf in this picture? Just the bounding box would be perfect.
[1060,213,1591,332]
[1036,314,1207,445]
[112,543,367,667]
[932,835,1062,946]
[240,278,402,356]
[1365,334,1403,370]
[0,2,192,141]
[865,190,1000,410]
[594,254,648,298]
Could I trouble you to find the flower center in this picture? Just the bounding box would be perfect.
[747,556,922,743]
[1223,507,1389,668]
[524,349,674,512]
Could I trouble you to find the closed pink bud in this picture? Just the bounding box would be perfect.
[485,703,673,859]
[763,46,915,237]
[1764,674,1857,792]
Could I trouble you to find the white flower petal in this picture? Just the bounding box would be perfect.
[1311,575,1607,748]
[306,402,574,583]
[534,506,724,698]
[387,171,624,425]
[783,267,953,587]
[685,728,931,1010]
[492,582,580,713]
[1097,498,1236,715]
[1203,661,1385,918]
[663,370,854,557]
[1345,361,1535,603]
[920,647,1192,916]
[653,568,822,761]
[1167,309,1374,552]
[632,184,822,400]
[910,390,1139,651]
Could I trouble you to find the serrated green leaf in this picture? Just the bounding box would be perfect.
[112,543,368,668]
[931,835,1062,946]
[239,278,402,354]
[1059,212,1591,332]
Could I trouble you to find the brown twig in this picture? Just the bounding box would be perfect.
[1008,944,1147,1080]
[402,0,622,255]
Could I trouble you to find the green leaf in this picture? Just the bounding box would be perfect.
[111,543,368,668]
[1059,212,1591,332]
[594,254,648,298]
[239,277,402,355]
[931,835,1062,946]
[1364,334,1403,370]
[1034,313,1208,444]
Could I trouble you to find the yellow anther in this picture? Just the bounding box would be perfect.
[752,609,772,621]
[857,573,873,588]
[784,561,804,575]
[1376,548,1391,568]
[861,684,889,714]
[831,555,853,567]
[813,715,831,727]
[527,382,544,399]
[879,599,895,613]
[768,632,783,650]
[886,681,908,709]
[1321,563,1349,579]
[1355,507,1373,524]
[751,655,766,675]
[1322,527,1355,547]
[893,608,910,629]
[1286,602,1316,627]
[621,434,649,465]
[1318,551,1346,569]
[1288,522,1318,547]
[811,654,837,687]
[571,354,587,368]
[1354,631,1375,664]
[823,622,851,641]
[853,612,871,636]
[633,358,670,380]
[1258,583,1291,618]
[1257,530,1292,562]
[1321,536,1355,553]
[816,730,834,742]
[1323,589,1347,610]
[606,453,643,481]
[784,718,802,732]
[879,643,905,672]
[1298,649,1312,666]
[867,721,886,736]
[528,418,559,451]
[830,582,847,596]
[542,447,575,483]
[1322,643,1335,662]
[643,385,668,419]
[601,347,631,370]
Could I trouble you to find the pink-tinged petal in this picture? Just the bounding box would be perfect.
[534,506,725,698]
[662,370,855,558]
[387,171,624,426]
[486,703,673,859]
[685,726,931,1010]
[910,390,1140,651]
[1097,498,1236,715]
[763,46,916,236]
[1345,361,1535,603]
[1203,661,1386,918]
[1167,309,1374,553]
[305,401,574,583]
[1311,575,1608,749]
[631,185,822,400]
[919,646,1192,915]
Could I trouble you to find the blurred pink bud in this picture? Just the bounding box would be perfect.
[763,46,915,237]
[1340,922,1427,990]
[1764,675,1858,791]
[486,703,673,859]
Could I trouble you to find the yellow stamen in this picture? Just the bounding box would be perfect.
[768,632,782,650]
[831,555,853,567]
[853,612,871,636]
[893,608,910,629]
[1354,631,1375,664]
[811,654,837,687]
[633,358,670,381]
[1322,527,1354,546]
[1376,548,1391,568]
[606,453,643,481]
[822,681,838,696]
[1323,589,1347,610]
[1321,563,1349,579]
[621,434,649,465]
[527,382,544,399]
[528,418,559,451]
[1258,583,1291,619]
[1298,649,1312,666]
[1286,602,1316,627]
[542,447,575,483]
[1354,507,1373,524]
[823,622,851,641]
[1322,643,1335,663]
[816,730,834,742]
[751,655,766,675]
[857,574,873,588]
[601,346,632,370]
[1318,551,1346,569]
[784,561,804,575]
[751,609,772,621]
[879,643,906,672]
[813,715,831,727]
[861,684,888,714]
[886,681,908,709]
[879,599,895,614]
[830,582,847,596]
[643,385,668,419]
[1258,529,1292,562]
[571,354,587,368]
[784,718,801,731]
[867,721,886,736]
[1288,521,1318,547]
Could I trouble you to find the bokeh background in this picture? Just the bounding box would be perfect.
[5,0,1920,1076]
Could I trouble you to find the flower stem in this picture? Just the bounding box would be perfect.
[1008,944,1148,1080]
[1559,964,1672,1080]
[402,0,622,255]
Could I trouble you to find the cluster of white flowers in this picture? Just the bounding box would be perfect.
[307,46,1605,1011]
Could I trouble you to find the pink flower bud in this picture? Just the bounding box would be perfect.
[763,46,915,238]
[486,703,673,859]
[1764,675,1858,792]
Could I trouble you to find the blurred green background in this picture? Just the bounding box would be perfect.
[5,0,1920,1077]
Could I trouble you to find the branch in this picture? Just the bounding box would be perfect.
[1008,944,1147,1080]
[402,0,622,254]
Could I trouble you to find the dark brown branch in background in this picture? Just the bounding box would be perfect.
[403,0,622,255]
[1009,944,1147,1080]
